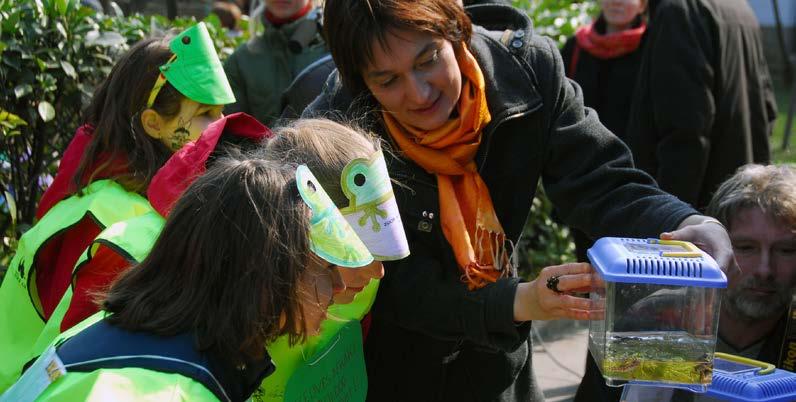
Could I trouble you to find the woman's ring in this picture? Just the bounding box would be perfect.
[546,275,562,294]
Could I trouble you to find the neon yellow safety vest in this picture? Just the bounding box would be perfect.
[0,180,161,392]
[257,278,379,402]
[5,312,220,402]
[29,211,166,359]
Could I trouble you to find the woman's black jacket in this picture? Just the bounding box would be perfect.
[304,4,697,401]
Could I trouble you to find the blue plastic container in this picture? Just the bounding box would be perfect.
[698,353,796,401]
[587,237,728,391]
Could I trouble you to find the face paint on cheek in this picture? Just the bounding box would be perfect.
[169,127,191,150]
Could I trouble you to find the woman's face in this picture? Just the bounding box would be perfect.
[266,0,310,20]
[156,98,224,151]
[600,0,646,32]
[362,29,462,131]
[298,255,345,335]
[334,260,385,304]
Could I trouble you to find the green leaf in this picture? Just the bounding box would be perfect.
[1,53,20,71]
[13,84,32,99]
[3,190,16,226]
[54,0,68,16]
[37,101,55,122]
[85,30,124,47]
[55,21,67,38]
[60,60,76,79]
[33,0,44,14]
[34,57,47,72]
[0,109,28,127]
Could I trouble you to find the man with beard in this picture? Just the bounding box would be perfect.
[707,164,796,367]
[575,163,796,401]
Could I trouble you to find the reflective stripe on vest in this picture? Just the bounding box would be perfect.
[28,211,166,364]
[0,180,155,392]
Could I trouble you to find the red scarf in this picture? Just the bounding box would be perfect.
[574,20,646,60]
[264,1,313,27]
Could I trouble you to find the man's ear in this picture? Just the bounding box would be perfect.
[141,108,163,139]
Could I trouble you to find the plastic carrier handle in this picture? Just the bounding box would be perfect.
[649,239,702,258]
[714,352,776,375]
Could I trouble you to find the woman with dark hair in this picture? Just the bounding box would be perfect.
[306,1,738,400]
[4,155,372,401]
[0,23,235,391]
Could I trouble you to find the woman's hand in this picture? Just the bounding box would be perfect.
[663,214,741,280]
[513,262,602,322]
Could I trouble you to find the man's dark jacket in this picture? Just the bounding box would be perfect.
[627,0,777,211]
[305,4,697,401]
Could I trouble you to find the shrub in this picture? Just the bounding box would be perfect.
[0,0,593,277]
[0,0,249,273]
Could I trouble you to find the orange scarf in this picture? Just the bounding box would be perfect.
[383,45,511,290]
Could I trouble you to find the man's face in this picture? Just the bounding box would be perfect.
[725,207,796,320]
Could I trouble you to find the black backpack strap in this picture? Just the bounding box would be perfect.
[56,319,274,402]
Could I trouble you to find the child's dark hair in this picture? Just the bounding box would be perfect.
[103,155,312,365]
[74,37,185,194]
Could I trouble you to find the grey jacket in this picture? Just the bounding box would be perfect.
[223,12,328,126]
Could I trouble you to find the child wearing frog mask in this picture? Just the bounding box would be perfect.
[0,22,236,392]
[255,118,410,401]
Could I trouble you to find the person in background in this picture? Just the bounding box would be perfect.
[561,0,648,262]
[575,163,796,401]
[211,1,243,36]
[306,1,738,400]
[627,0,776,211]
[708,164,796,369]
[562,0,646,142]
[223,0,327,126]
[0,22,235,393]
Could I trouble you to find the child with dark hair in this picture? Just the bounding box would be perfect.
[0,22,237,392]
[4,153,379,401]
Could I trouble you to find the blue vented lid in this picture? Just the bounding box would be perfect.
[704,353,796,402]
[587,237,727,288]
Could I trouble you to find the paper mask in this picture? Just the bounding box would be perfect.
[296,165,373,268]
[340,150,410,261]
[148,22,235,108]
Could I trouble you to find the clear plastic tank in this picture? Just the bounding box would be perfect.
[587,238,727,392]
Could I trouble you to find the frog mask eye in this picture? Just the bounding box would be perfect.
[340,150,409,261]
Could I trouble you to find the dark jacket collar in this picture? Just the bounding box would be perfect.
[313,3,542,135]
